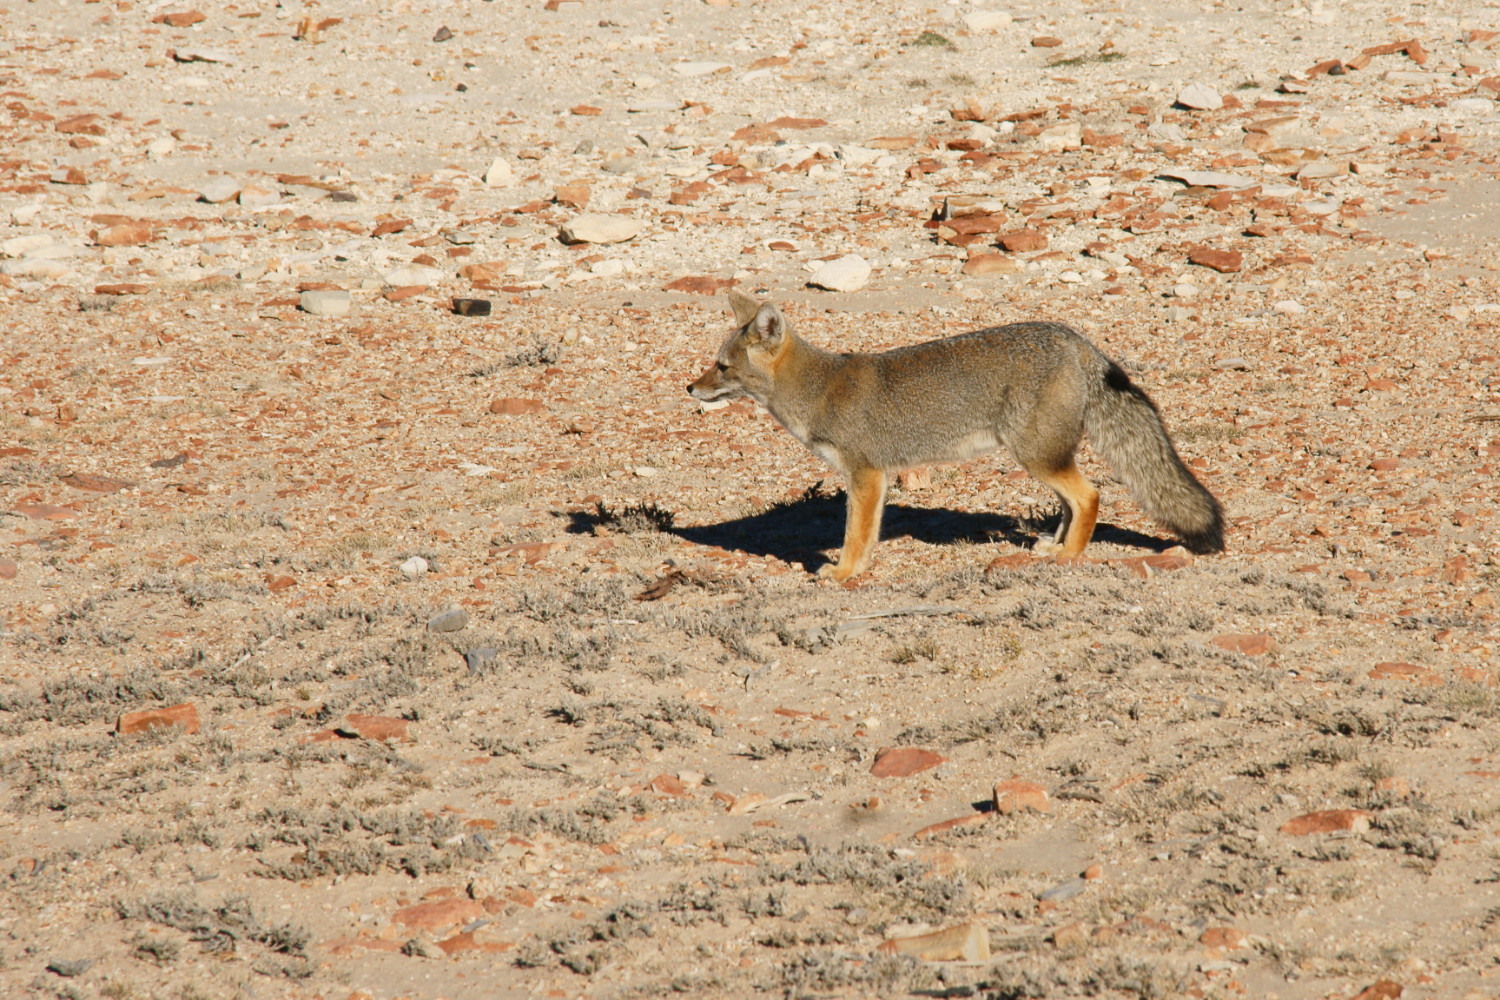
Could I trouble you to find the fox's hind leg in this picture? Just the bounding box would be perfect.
[1028,462,1099,557]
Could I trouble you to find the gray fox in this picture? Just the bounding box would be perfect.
[688,291,1224,581]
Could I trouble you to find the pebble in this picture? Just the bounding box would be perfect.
[483,157,513,187]
[1158,169,1257,189]
[427,608,469,632]
[399,556,428,578]
[869,746,945,777]
[807,254,871,292]
[962,11,1012,32]
[117,702,200,736]
[1,259,70,279]
[465,647,499,674]
[1176,81,1224,111]
[1279,809,1372,835]
[559,214,643,245]
[1214,357,1252,370]
[993,779,1050,814]
[299,289,351,316]
[46,959,93,978]
[1272,300,1304,315]
[1296,160,1347,180]
[384,265,444,286]
[198,177,240,204]
[2,234,55,257]
[673,61,731,77]
[238,184,280,209]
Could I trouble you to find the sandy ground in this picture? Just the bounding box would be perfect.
[2,2,1500,999]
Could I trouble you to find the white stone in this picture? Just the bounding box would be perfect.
[24,243,77,260]
[963,11,1012,32]
[399,556,429,578]
[483,157,513,187]
[1295,160,1346,180]
[1176,82,1223,111]
[1272,300,1304,315]
[1146,122,1187,142]
[559,214,643,244]
[299,289,351,316]
[1036,121,1081,151]
[1159,169,1258,189]
[1453,97,1495,115]
[2,234,54,258]
[198,177,240,204]
[808,254,871,292]
[1303,198,1340,216]
[384,265,445,286]
[589,259,625,277]
[673,61,731,77]
[11,205,43,225]
[146,136,175,160]
[238,185,280,209]
[0,259,70,279]
[1171,283,1200,299]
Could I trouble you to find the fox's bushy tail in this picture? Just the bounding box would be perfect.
[1084,359,1224,553]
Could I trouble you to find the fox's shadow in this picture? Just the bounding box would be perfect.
[571,487,1173,573]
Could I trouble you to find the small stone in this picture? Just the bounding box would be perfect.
[1210,632,1277,656]
[483,157,513,187]
[117,703,200,736]
[1176,82,1224,111]
[963,11,1012,32]
[808,254,871,292]
[266,574,297,593]
[452,298,492,317]
[912,814,987,839]
[1031,36,1063,47]
[489,398,543,415]
[1035,121,1081,151]
[0,559,16,581]
[428,608,469,632]
[47,959,93,978]
[559,214,643,245]
[1368,662,1442,685]
[1272,299,1304,315]
[1296,159,1348,180]
[432,25,453,42]
[998,229,1048,253]
[962,254,1019,276]
[95,221,154,247]
[2,234,54,257]
[870,747,946,778]
[1349,981,1403,1000]
[146,136,175,160]
[1082,864,1103,880]
[554,181,590,209]
[384,265,445,286]
[393,898,483,931]
[664,275,736,295]
[55,114,106,136]
[465,647,499,674]
[878,921,990,962]
[399,556,429,578]
[237,184,280,209]
[156,10,207,27]
[993,780,1050,814]
[1214,358,1251,371]
[342,714,410,741]
[1199,926,1248,950]
[299,289,351,317]
[673,61,732,77]
[1279,809,1372,835]
[1188,247,1242,272]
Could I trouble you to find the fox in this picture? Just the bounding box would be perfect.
[687,290,1224,582]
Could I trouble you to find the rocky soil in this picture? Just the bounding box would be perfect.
[2,2,1500,999]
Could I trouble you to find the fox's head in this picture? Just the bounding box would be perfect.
[686,291,789,406]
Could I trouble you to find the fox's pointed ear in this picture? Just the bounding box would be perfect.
[749,303,786,349]
[727,289,762,328]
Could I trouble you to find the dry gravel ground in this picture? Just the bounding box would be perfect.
[3,2,1500,999]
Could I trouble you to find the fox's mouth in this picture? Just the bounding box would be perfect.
[687,382,742,401]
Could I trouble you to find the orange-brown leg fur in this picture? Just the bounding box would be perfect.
[1028,463,1099,558]
[820,467,887,581]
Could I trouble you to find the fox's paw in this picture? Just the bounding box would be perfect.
[1033,538,1065,557]
[816,562,858,584]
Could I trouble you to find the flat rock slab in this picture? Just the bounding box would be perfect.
[807,254,871,292]
[300,289,350,316]
[560,214,642,244]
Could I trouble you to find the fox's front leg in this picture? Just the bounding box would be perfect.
[819,466,887,582]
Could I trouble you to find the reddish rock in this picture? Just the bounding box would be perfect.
[265,574,297,593]
[94,221,154,247]
[1031,36,1063,47]
[993,779,1050,814]
[11,503,77,520]
[649,773,687,796]
[1210,633,1277,656]
[435,931,514,955]
[153,10,207,27]
[391,897,483,931]
[1369,458,1399,471]
[1144,553,1193,572]
[55,114,105,136]
[962,254,1019,276]
[1350,980,1403,1000]
[371,217,413,237]
[912,814,987,839]
[117,703,200,736]
[1279,809,1371,835]
[997,229,1048,252]
[1188,247,1243,273]
[985,552,1035,572]
[1368,662,1442,685]
[879,921,990,961]
[383,285,426,302]
[1455,667,1495,686]
[870,747,946,778]
[344,714,410,741]
[1199,926,1247,950]
[0,559,16,581]
[1082,864,1103,880]
[554,181,590,208]
[59,472,134,492]
[489,398,544,415]
[663,275,736,295]
[95,283,150,295]
[1374,776,1411,797]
